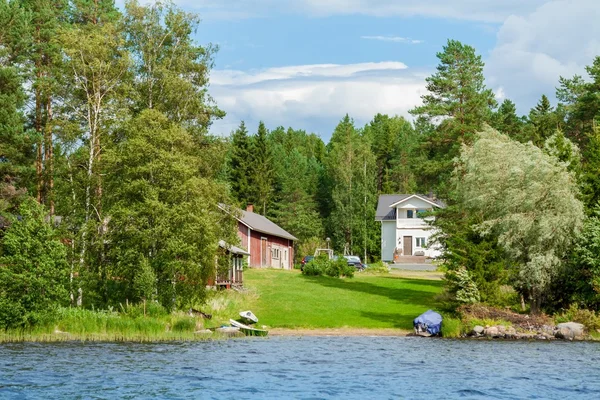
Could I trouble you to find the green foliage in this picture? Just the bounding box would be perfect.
[0,198,69,329]
[455,126,584,312]
[228,121,252,205]
[105,109,235,311]
[411,39,496,194]
[248,121,275,215]
[124,0,223,130]
[134,256,156,303]
[555,304,600,331]
[440,317,462,338]
[301,256,354,278]
[445,267,481,304]
[569,206,600,308]
[365,261,390,274]
[172,317,196,332]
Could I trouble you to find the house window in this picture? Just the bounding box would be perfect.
[272,248,280,260]
[416,237,427,248]
[406,210,414,219]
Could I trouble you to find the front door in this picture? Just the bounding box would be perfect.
[403,236,413,256]
[282,249,288,270]
[261,238,268,267]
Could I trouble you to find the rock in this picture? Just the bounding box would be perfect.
[505,326,517,338]
[555,322,585,340]
[473,325,485,335]
[497,325,507,337]
[194,329,213,335]
[484,326,499,338]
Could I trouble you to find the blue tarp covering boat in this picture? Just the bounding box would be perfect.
[413,310,443,336]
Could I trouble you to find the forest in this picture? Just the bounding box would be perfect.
[2,0,600,329]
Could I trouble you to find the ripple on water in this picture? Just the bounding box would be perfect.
[1,338,599,399]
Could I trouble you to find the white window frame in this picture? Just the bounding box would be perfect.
[416,237,427,248]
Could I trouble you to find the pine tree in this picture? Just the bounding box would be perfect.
[411,39,496,195]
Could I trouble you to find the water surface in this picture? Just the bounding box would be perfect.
[1,337,599,399]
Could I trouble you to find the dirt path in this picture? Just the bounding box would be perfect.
[269,328,412,337]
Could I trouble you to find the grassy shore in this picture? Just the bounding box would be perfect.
[0,268,444,342]
[240,268,444,331]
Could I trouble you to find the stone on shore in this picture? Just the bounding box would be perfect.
[555,322,585,340]
[484,326,499,338]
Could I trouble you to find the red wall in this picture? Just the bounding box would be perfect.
[236,223,294,269]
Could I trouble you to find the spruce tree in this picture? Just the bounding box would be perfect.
[249,121,274,215]
[229,121,252,205]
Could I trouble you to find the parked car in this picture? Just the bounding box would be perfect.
[300,255,315,271]
[343,255,366,271]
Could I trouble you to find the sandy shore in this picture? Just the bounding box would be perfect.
[268,328,412,337]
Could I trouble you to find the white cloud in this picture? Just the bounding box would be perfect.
[171,0,547,22]
[361,36,423,44]
[208,62,427,138]
[486,0,600,113]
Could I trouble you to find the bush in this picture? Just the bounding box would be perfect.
[302,256,354,278]
[302,260,325,276]
[555,304,600,331]
[365,261,390,274]
[0,198,70,329]
[440,317,462,338]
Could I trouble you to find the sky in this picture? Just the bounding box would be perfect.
[169,0,599,140]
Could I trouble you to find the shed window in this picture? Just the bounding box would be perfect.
[272,248,280,260]
[406,210,414,218]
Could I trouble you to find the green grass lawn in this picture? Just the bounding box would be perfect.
[242,269,444,330]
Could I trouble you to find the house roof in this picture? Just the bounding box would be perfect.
[219,240,250,256]
[219,204,298,241]
[375,194,446,221]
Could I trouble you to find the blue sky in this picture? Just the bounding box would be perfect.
[167,0,599,140]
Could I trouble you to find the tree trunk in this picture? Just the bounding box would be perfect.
[45,98,54,215]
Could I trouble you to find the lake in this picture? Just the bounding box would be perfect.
[1,337,599,399]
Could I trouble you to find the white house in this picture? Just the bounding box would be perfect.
[375,194,445,262]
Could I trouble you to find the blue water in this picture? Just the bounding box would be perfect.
[1,337,599,399]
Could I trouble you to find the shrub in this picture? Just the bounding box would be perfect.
[555,304,600,331]
[440,317,462,338]
[302,256,354,278]
[302,260,325,276]
[365,261,390,274]
[445,267,481,304]
[0,198,70,329]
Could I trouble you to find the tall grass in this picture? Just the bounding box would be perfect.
[0,305,230,343]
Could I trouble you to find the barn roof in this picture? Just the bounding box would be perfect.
[219,204,298,241]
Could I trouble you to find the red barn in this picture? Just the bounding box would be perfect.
[222,204,297,270]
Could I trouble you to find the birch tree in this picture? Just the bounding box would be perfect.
[59,19,130,306]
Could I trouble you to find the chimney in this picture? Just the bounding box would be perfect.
[246,204,254,213]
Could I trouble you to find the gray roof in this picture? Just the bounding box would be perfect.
[219,240,251,256]
[375,194,446,221]
[219,204,297,241]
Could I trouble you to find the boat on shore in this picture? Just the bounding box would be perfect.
[230,319,268,337]
[239,311,258,325]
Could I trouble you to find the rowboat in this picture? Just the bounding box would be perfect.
[230,319,268,337]
[239,310,258,324]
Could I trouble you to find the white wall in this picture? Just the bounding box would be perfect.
[395,197,435,210]
[396,227,441,258]
[381,221,396,261]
